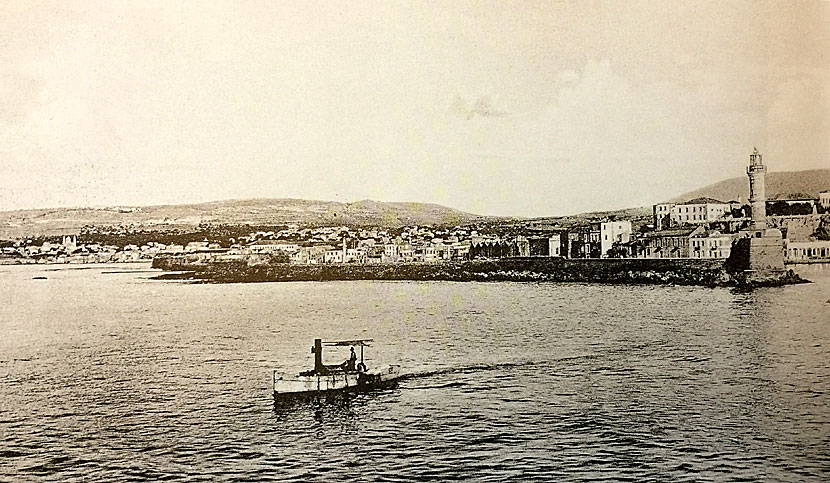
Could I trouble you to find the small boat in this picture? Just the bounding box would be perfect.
[273,338,401,398]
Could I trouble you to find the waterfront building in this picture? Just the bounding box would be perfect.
[567,227,595,259]
[469,239,517,259]
[324,249,344,264]
[291,245,332,264]
[786,240,830,263]
[515,236,530,257]
[382,243,400,263]
[344,247,367,264]
[819,190,830,209]
[550,233,562,257]
[634,227,696,258]
[421,245,438,262]
[398,245,415,262]
[599,221,631,257]
[689,230,733,259]
[62,235,77,251]
[432,241,451,260]
[451,242,471,260]
[525,235,558,257]
[247,240,299,254]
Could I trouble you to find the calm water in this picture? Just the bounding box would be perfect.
[1,263,829,481]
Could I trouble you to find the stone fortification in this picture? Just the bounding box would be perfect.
[152,255,803,287]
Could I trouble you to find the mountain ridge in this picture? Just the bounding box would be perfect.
[2,168,827,238]
[0,198,496,238]
[671,169,830,204]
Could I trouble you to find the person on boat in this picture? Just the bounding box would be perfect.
[345,346,357,372]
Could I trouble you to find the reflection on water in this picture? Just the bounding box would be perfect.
[0,263,828,481]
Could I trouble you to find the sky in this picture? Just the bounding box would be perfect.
[1,1,828,216]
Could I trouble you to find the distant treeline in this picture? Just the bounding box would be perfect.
[767,201,827,216]
[0,224,295,248]
[75,223,294,248]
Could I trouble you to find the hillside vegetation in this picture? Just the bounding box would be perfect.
[0,198,489,238]
[3,169,827,239]
[672,169,830,203]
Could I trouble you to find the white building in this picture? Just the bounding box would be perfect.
[600,221,631,257]
[185,241,209,252]
[419,245,438,262]
[165,244,185,254]
[344,247,366,264]
[653,203,675,230]
[689,230,733,259]
[291,245,332,264]
[654,198,736,229]
[819,190,830,209]
[383,243,400,262]
[62,235,77,251]
[549,234,562,257]
[324,249,344,264]
[247,240,299,254]
[786,240,830,263]
[674,198,734,226]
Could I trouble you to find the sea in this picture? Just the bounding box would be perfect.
[1,263,829,481]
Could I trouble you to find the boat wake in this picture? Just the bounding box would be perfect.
[397,360,540,382]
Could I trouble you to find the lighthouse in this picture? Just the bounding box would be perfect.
[729,147,785,276]
[724,147,802,285]
[747,147,767,229]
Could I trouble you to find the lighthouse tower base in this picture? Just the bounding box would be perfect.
[746,227,785,272]
[725,227,800,285]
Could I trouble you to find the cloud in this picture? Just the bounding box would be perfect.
[451,95,508,120]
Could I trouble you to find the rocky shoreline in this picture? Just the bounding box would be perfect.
[151,255,807,288]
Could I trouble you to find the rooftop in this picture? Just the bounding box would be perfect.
[642,228,698,238]
[768,192,814,201]
[681,197,728,205]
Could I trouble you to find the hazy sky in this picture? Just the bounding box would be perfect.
[1,1,828,216]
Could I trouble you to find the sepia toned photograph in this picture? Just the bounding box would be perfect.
[1,1,829,480]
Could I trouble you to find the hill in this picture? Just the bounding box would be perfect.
[521,206,652,229]
[522,169,830,231]
[671,169,830,203]
[0,198,492,238]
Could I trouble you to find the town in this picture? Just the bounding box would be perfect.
[3,193,829,267]
[2,154,829,267]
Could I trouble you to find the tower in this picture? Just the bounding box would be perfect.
[728,147,785,277]
[747,147,766,229]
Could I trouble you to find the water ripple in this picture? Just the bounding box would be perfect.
[0,265,829,481]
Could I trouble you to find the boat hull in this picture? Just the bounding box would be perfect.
[273,365,401,397]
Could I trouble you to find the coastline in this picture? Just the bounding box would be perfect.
[151,255,807,288]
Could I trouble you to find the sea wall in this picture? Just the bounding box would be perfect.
[151,255,805,287]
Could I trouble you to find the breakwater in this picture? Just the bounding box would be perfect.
[152,255,805,287]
